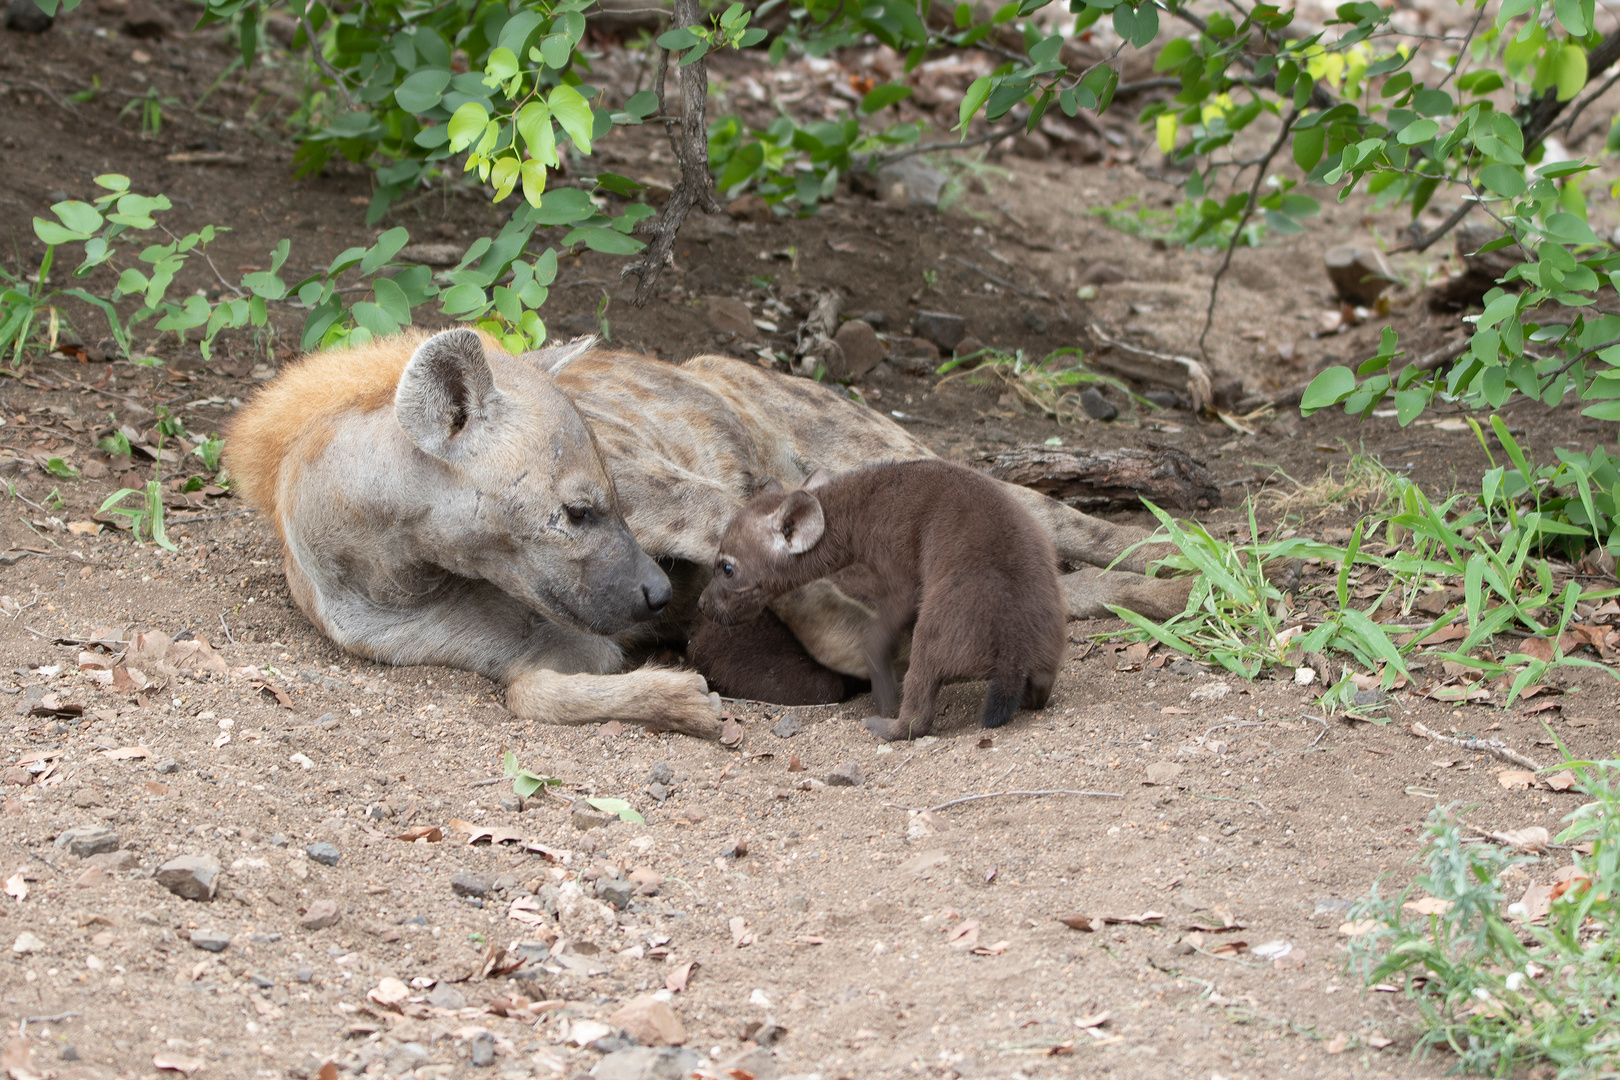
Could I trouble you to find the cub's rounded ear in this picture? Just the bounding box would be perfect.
[801,467,833,491]
[519,335,598,377]
[396,329,496,459]
[772,489,825,554]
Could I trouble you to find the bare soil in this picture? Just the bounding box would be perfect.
[3,5,1619,1080]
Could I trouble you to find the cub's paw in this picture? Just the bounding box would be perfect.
[860,715,931,742]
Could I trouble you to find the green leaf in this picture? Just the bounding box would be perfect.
[517,101,557,166]
[624,90,659,119]
[372,276,412,326]
[1301,366,1356,410]
[860,83,913,113]
[1292,126,1325,171]
[448,101,489,152]
[32,218,88,245]
[1396,118,1439,145]
[440,282,488,316]
[1155,37,1194,72]
[1555,0,1588,36]
[52,200,103,234]
[1581,400,1620,421]
[548,84,594,154]
[959,75,992,130]
[1554,43,1588,102]
[1478,163,1527,198]
[1411,88,1453,117]
[351,301,399,338]
[562,226,645,254]
[395,68,452,113]
[360,227,410,274]
[540,33,573,69]
[485,46,519,83]
[520,159,548,207]
[656,26,698,48]
[585,797,644,825]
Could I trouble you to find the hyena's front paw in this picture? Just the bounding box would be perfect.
[861,714,932,742]
[504,667,721,739]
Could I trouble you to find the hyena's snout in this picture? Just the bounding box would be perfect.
[628,549,672,621]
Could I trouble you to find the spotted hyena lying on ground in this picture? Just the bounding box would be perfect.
[228,328,1194,738]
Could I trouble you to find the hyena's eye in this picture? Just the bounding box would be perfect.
[719,560,735,578]
[565,505,591,524]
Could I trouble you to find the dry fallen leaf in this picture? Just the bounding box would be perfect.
[1339,919,1377,937]
[719,717,745,748]
[4,871,26,902]
[4,1037,39,1080]
[1496,827,1550,852]
[318,1064,339,1080]
[946,919,981,950]
[1209,940,1248,957]
[395,826,444,843]
[971,939,1010,956]
[665,960,697,993]
[448,819,526,846]
[1367,1033,1393,1049]
[729,916,755,948]
[101,745,150,760]
[1498,769,1537,790]
[788,934,826,947]
[1544,770,1579,792]
[152,1051,205,1075]
[1058,914,1096,932]
[367,977,410,1010]
[1324,1033,1349,1055]
[1074,1010,1110,1029]
[1403,897,1452,916]
[506,896,548,926]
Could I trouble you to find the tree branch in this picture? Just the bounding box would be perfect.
[298,10,356,110]
[1198,108,1298,361]
[620,0,722,306]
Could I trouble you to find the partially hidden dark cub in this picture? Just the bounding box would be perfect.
[697,460,1065,741]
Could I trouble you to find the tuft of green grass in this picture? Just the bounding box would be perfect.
[938,347,1152,425]
[1347,757,1620,1076]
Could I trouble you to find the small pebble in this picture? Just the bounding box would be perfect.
[189,929,231,952]
[648,762,674,785]
[154,759,179,775]
[826,762,865,787]
[306,842,340,866]
[450,872,491,898]
[155,854,222,901]
[470,1031,496,1068]
[301,899,340,930]
[427,983,466,1010]
[294,966,314,983]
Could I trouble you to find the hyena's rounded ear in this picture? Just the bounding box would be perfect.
[757,477,785,497]
[801,467,833,491]
[396,329,496,459]
[773,489,825,555]
[519,335,598,378]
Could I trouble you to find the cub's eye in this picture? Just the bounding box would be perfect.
[565,505,591,524]
[719,560,735,578]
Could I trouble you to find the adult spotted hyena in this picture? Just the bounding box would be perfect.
[227,328,1191,737]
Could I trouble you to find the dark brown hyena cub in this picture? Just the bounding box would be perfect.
[697,460,1065,741]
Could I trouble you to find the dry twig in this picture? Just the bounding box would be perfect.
[1409,721,1543,772]
[926,788,1123,813]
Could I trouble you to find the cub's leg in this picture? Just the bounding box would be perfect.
[862,630,944,742]
[860,605,912,718]
[1021,667,1056,710]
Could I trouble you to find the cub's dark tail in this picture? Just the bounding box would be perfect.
[980,675,1024,729]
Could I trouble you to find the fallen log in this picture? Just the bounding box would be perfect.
[977,445,1220,512]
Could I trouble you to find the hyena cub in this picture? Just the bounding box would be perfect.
[697,460,1065,741]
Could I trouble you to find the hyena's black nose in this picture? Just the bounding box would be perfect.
[642,577,671,618]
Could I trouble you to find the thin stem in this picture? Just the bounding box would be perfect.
[1435,6,1486,91]
[1198,108,1298,361]
[298,11,357,110]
